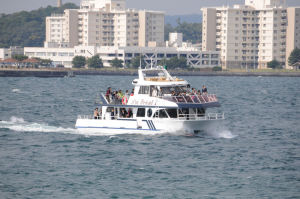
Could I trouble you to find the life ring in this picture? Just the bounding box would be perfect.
[122,96,128,105]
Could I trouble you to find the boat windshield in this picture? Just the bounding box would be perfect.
[143,70,166,78]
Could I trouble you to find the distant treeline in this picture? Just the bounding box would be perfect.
[0,3,78,48]
[0,4,202,48]
[165,18,202,44]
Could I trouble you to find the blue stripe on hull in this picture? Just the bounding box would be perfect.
[76,126,159,131]
[149,120,156,130]
[142,120,152,130]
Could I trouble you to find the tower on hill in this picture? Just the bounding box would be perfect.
[57,0,62,7]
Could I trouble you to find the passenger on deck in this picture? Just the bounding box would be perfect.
[94,108,99,119]
[152,87,158,97]
[202,85,208,94]
[158,88,163,96]
[105,87,111,103]
[121,108,127,118]
[125,90,130,99]
[111,91,116,104]
[192,88,197,95]
[127,109,133,118]
[118,90,124,104]
[111,108,115,119]
[131,89,134,96]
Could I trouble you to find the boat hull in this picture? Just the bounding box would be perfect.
[75,118,222,135]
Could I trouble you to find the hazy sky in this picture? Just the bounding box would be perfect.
[0,0,300,15]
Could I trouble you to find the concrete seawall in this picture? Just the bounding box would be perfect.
[0,69,299,77]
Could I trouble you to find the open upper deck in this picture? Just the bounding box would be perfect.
[98,92,220,109]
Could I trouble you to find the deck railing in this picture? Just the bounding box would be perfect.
[162,94,218,104]
[153,112,224,121]
[98,93,218,105]
[78,113,224,121]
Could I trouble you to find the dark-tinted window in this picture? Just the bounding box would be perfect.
[147,109,152,117]
[137,108,145,117]
[159,110,168,118]
[166,109,177,118]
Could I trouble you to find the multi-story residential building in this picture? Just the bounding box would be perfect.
[45,0,164,48]
[202,0,298,69]
[286,7,300,69]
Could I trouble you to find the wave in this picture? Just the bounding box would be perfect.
[12,89,21,93]
[0,116,236,138]
[214,130,237,139]
[0,116,77,134]
[0,117,165,137]
[205,123,237,139]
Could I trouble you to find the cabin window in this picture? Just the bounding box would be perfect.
[197,108,205,116]
[138,86,150,94]
[159,109,168,118]
[166,109,177,118]
[147,109,152,117]
[137,108,145,117]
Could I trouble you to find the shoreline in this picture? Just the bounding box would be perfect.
[0,68,300,77]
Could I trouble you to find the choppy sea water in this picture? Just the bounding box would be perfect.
[0,75,299,198]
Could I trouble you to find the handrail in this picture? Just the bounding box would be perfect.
[152,112,224,121]
[99,92,218,105]
[162,94,218,104]
[78,112,224,121]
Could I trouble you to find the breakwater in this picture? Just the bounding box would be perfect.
[0,69,300,77]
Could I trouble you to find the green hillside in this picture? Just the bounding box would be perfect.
[0,3,78,48]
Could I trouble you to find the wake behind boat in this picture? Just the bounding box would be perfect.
[75,66,224,134]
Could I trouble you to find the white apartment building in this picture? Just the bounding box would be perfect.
[202,0,299,69]
[45,0,164,48]
[286,7,300,69]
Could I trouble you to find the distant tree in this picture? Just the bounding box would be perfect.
[39,58,52,67]
[130,55,146,68]
[72,56,86,68]
[158,58,168,66]
[212,66,222,71]
[12,54,28,61]
[165,57,189,69]
[288,48,300,67]
[164,24,174,41]
[110,58,123,68]
[267,60,282,69]
[164,18,202,44]
[87,55,103,68]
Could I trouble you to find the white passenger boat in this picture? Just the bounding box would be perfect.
[75,66,224,135]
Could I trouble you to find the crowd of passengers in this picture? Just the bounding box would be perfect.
[94,107,133,119]
[169,85,208,97]
[104,85,208,103]
[105,87,134,105]
[149,85,208,97]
